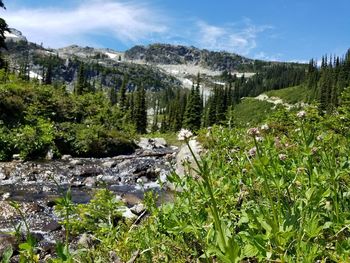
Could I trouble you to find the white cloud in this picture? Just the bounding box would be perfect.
[254,51,282,61]
[2,1,273,57]
[2,0,167,48]
[195,20,272,55]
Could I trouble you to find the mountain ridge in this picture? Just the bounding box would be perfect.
[2,28,307,93]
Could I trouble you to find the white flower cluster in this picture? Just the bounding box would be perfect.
[297,110,306,119]
[261,124,269,131]
[177,129,193,141]
[247,127,260,137]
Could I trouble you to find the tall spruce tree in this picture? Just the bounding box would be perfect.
[134,85,147,133]
[183,73,203,131]
[109,86,117,105]
[0,1,9,68]
[75,64,86,95]
[44,63,53,85]
[118,74,128,111]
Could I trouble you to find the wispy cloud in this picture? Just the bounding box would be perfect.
[194,20,272,55]
[254,51,283,61]
[2,0,273,57]
[3,0,167,47]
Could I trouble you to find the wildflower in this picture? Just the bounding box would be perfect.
[248,147,257,157]
[177,129,193,141]
[316,135,323,141]
[325,201,332,211]
[296,167,306,174]
[294,180,302,187]
[261,124,269,131]
[297,110,306,119]
[247,127,260,137]
[278,154,287,161]
[311,147,318,155]
[255,136,263,142]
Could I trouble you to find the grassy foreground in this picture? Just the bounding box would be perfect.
[4,105,350,262]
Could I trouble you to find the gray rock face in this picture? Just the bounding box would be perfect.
[137,137,167,150]
[125,43,254,71]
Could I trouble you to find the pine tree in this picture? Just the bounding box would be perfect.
[0,1,9,68]
[134,85,147,133]
[44,63,52,85]
[109,86,117,105]
[183,73,203,131]
[75,64,86,95]
[118,74,128,111]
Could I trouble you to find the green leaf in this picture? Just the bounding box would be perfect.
[1,247,13,263]
[243,243,259,258]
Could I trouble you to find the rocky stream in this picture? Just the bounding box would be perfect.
[0,138,184,261]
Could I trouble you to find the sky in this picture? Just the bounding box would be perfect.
[1,0,349,62]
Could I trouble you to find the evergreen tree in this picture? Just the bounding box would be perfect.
[75,64,87,95]
[109,86,117,105]
[0,1,9,68]
[44,63,52,85]
[118,74,128,111]
[183,73,203,131]
[134,85,147,133]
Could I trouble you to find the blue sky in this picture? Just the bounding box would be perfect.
[1,0,350,62]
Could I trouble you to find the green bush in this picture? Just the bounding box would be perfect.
[14,118,56,160]
[0,75,137,160]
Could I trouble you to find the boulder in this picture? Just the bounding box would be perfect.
[0,169,7,180]
[137,138,152,150]
[45,149,54,160]
[12,154,21,161]
[42,220,62,232]
[61,155,72,161]
[130,203,146,215]
[153,138,167,148]
[69,159,83,166]
[102,160,117,168]
[118,207,137,220]
[83,177,97,188]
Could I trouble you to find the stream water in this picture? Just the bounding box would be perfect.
[0,144,177,259]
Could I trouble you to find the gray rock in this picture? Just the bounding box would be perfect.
[42,220,62,232]
[102,160,117,168]
[130,203,146,215]
[69,159,82,165]
[118,207,137,220]
[12,154,21,160]
[45,149,54,160]
[100,175,116,183]
[137,138,152,150]
[0,170,7,180]
[61,155,72,161]
[83,177,97,188]
[153,138,167,148]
